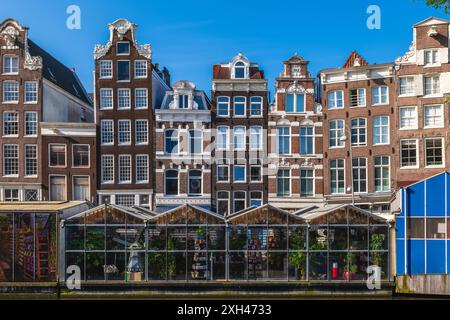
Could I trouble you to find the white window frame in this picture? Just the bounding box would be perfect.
[3,111,19,137]
[250,191,263,207]
[99,88,113,110]
[217,191,230,216]
[233,162,247,183]
[2,55,19,74]
[276,168,291,197]
[48,144,67,168]
[352,157,368,194]
[327,90,344,109]
[299,125,315,154]
[118,154,132,184]
[424,137,445,168]
[164,129,179,154]
[216,126,229,151]
[99,60,113,79]
[188,169,203,196]
[72,176,90,201]
[100,119,114,145]
[424,75,440,96]
[72,144,90,168]
[277,126,291,155]
[399,106,418,130]
[164,169,179,196]
[217,96,230,117]
[118,119,132,146]
[24,144,38,178]
[117,60,131,82]
[249,163,263,183]
[135,154,149,184]
[399,76,415,96]
[24,81,38,104]
[135,88,148,109]
[135,119,149,145]
[300,168,315,197]
[350,118,366,147]
[101,154,114,184]
[424,49,439,66]
[349,88,366,107]
[424,105,444,129]
[233,126,246,151]
[330,159,345,195]
[373,116,390,145]
[3,144,19,177]
[400,139,419,169]
[117,88,131,110]
[233,96,246,117]
[49,175,67,201]
[189,129,203,155]
[233,191,247,213]
[134,60,148,79]
[24,111,38,137]
[374,156,390,192]
[249,96,263,117]
[371,85,389,105]
[116,41,130,55]
[2,80,19,103]
[329,119,345,148]
[216,163,230,183]
[249,126,263,151]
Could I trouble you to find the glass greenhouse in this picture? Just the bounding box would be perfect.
[62,203,393,282]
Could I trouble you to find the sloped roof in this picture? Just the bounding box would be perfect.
[414,16,450,27]
[28,40,92,106]
[0,201,87,212]
[298,204,392,223]
[284,53,307,64]
[400,170,449,189]
[343,51,369,68]
[150,203,225,222]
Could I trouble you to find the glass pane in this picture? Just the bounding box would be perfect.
[188,252,209,280]
[288,227,306,250]
[309,252,327,280]
[207,227,225,251]
[369,252,389,280]
[167,227,186,250]
[105,252,126,281]
[248,251,267,280]
[149,226,166,250]
[350,252,368,281]
[66,225,85,250]
[66,252,84,281]
[86,227,105,251]
[229,252,246,280]
[370,226,389,250]
[86,252,105,280]
[288,252,307,280]
[329,252,347,280]
[187,226,207,251]
[167,252,186,280]
[148,252,166,280]
[14,214,34,281]
[106,226,126,250]
[309,226,328,251]
[0,214,13,282]
[248,227,267,250]
[210,252,226,280]
[349,227,368,250]
[35,214,56,281]
[229,226,247,250]
[126,251,145,281]
[167,209,187,224]
[268,227,287,250]
[268,252,287,280]
[329,226,348,250]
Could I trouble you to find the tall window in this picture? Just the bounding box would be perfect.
[217,191,229,216]
[136,154,149,183]
[100,88,113,109]
[101,155,114,183]
[49,145,66,167]
[425,138,443,167]
[165,130,178,154]
[399,107,417,130]
[300,169,314,197]
[277,127,290,155]
[424,49,439,65]
[25,112,38,136]
[188,170,202,195]
[330,159,345,194]
[399,77,414,95]
[300,126,314,155]
[351,118,366,146]
[2,55,18,74]
[424,105,443,128]
[118,88,131,109]
[118,120,131,145]
[373,116,389,145]
[374,156,390,192]
[3,81,19,103]
[73,145,90,167]
[216,126,229,150]
[73,176,89,201]
[134,60,147,78]
[24,81,38,103]
[165,170,178,195]
[400,140,418,168]
[233,96,246,116]
[250,191,263,207]
[99,60,113,79]
[250,96,263,116]
[329,119,344,148]
[424,76,440,95]
[217,161,229,182]
[117,60,130,81]
[286,93,305,112]
[249,126,262,151]
[135,88,148,109]
[178,95,189,108]
[371,86,388,105]
[3,112,18,136]
[233,160,246,183]
[234,62,246,79]
[277,169,290,197]
[352,158,367,193]
[217,96,230,117]
[327,90,343,109]
[50,176,66,201]
[233,191,246,212]
[25,145,38,177]
[135,120,148,145]
[250,160,262,183]
[118,155,132,183]
[233,126,246,150]
[101,120,114,145]
[189,130,203,154]
[3,145,19,176]
[349,88,366,107]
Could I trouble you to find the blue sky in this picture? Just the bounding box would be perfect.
[1,0,449,97]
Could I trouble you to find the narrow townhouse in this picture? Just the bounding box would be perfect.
[0,18,94,202]
[319,52,396,213]
[211,53,269,215]
[94,19,169,208]
[395,17,450,187]
[154,80,212,212]
[267,54,324,211]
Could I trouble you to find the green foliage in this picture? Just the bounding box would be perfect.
[167,237,176,277]
[423,0,450,13]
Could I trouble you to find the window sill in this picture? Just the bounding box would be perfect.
[400,166,419,170]
[398,94,416,98]
[372,103,389,107]
[134,76,148,80]
[99,77,113,80]
[423,125,444,129]
[373,143,390,146]
[3,175,19,178]
[423,94,443,98]
[101,181,114,185]
[2,135,19,138]
[101,143,114,146]
[399,127,418,131]
[425,165,445,169]
[24,102,38,105]
[49,166,67,169]
[2,101,19,104]
[24,175,38,179]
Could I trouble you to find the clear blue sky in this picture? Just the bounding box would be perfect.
[1,0,449,97]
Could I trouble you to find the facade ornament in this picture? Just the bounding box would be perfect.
[1,26,19,49]
[24,49,43,70]
[396,41,416,64]
[428,26,438,37]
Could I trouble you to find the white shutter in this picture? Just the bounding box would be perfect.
[417,50,424,66]
[440,72,450,94]
[414,75,424,96]
[440,48,449,64]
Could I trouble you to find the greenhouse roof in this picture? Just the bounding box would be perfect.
[0,201,87,212]
[298,204,393,223]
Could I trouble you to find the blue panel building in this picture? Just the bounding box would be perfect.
[396,172,449,275]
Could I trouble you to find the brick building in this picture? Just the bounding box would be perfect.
[211,53,269,215]
[154,80,212,212]
[319,52,396,212]
[0,18,93,202]
[94,19,169,208]
[268,54,324,211]
[395,17,450,187]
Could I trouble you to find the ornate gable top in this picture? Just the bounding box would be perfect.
[343,51,368,68]
[284,53,307,64]
[94,18,152,60]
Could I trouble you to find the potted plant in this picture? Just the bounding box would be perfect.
[370,233,386,279]
[343,253,357,281]
[289,252,306,280]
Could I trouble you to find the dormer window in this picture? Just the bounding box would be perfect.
[117,42,130,55]
[424,49,439,66]
[291,64,301,77]
[234,61,246,79]
[178,94,189,108]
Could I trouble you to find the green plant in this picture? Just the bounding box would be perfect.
[289,252,306,279]
[167,237,176,278]
[344,253,358,273]
[196,226,206,238]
